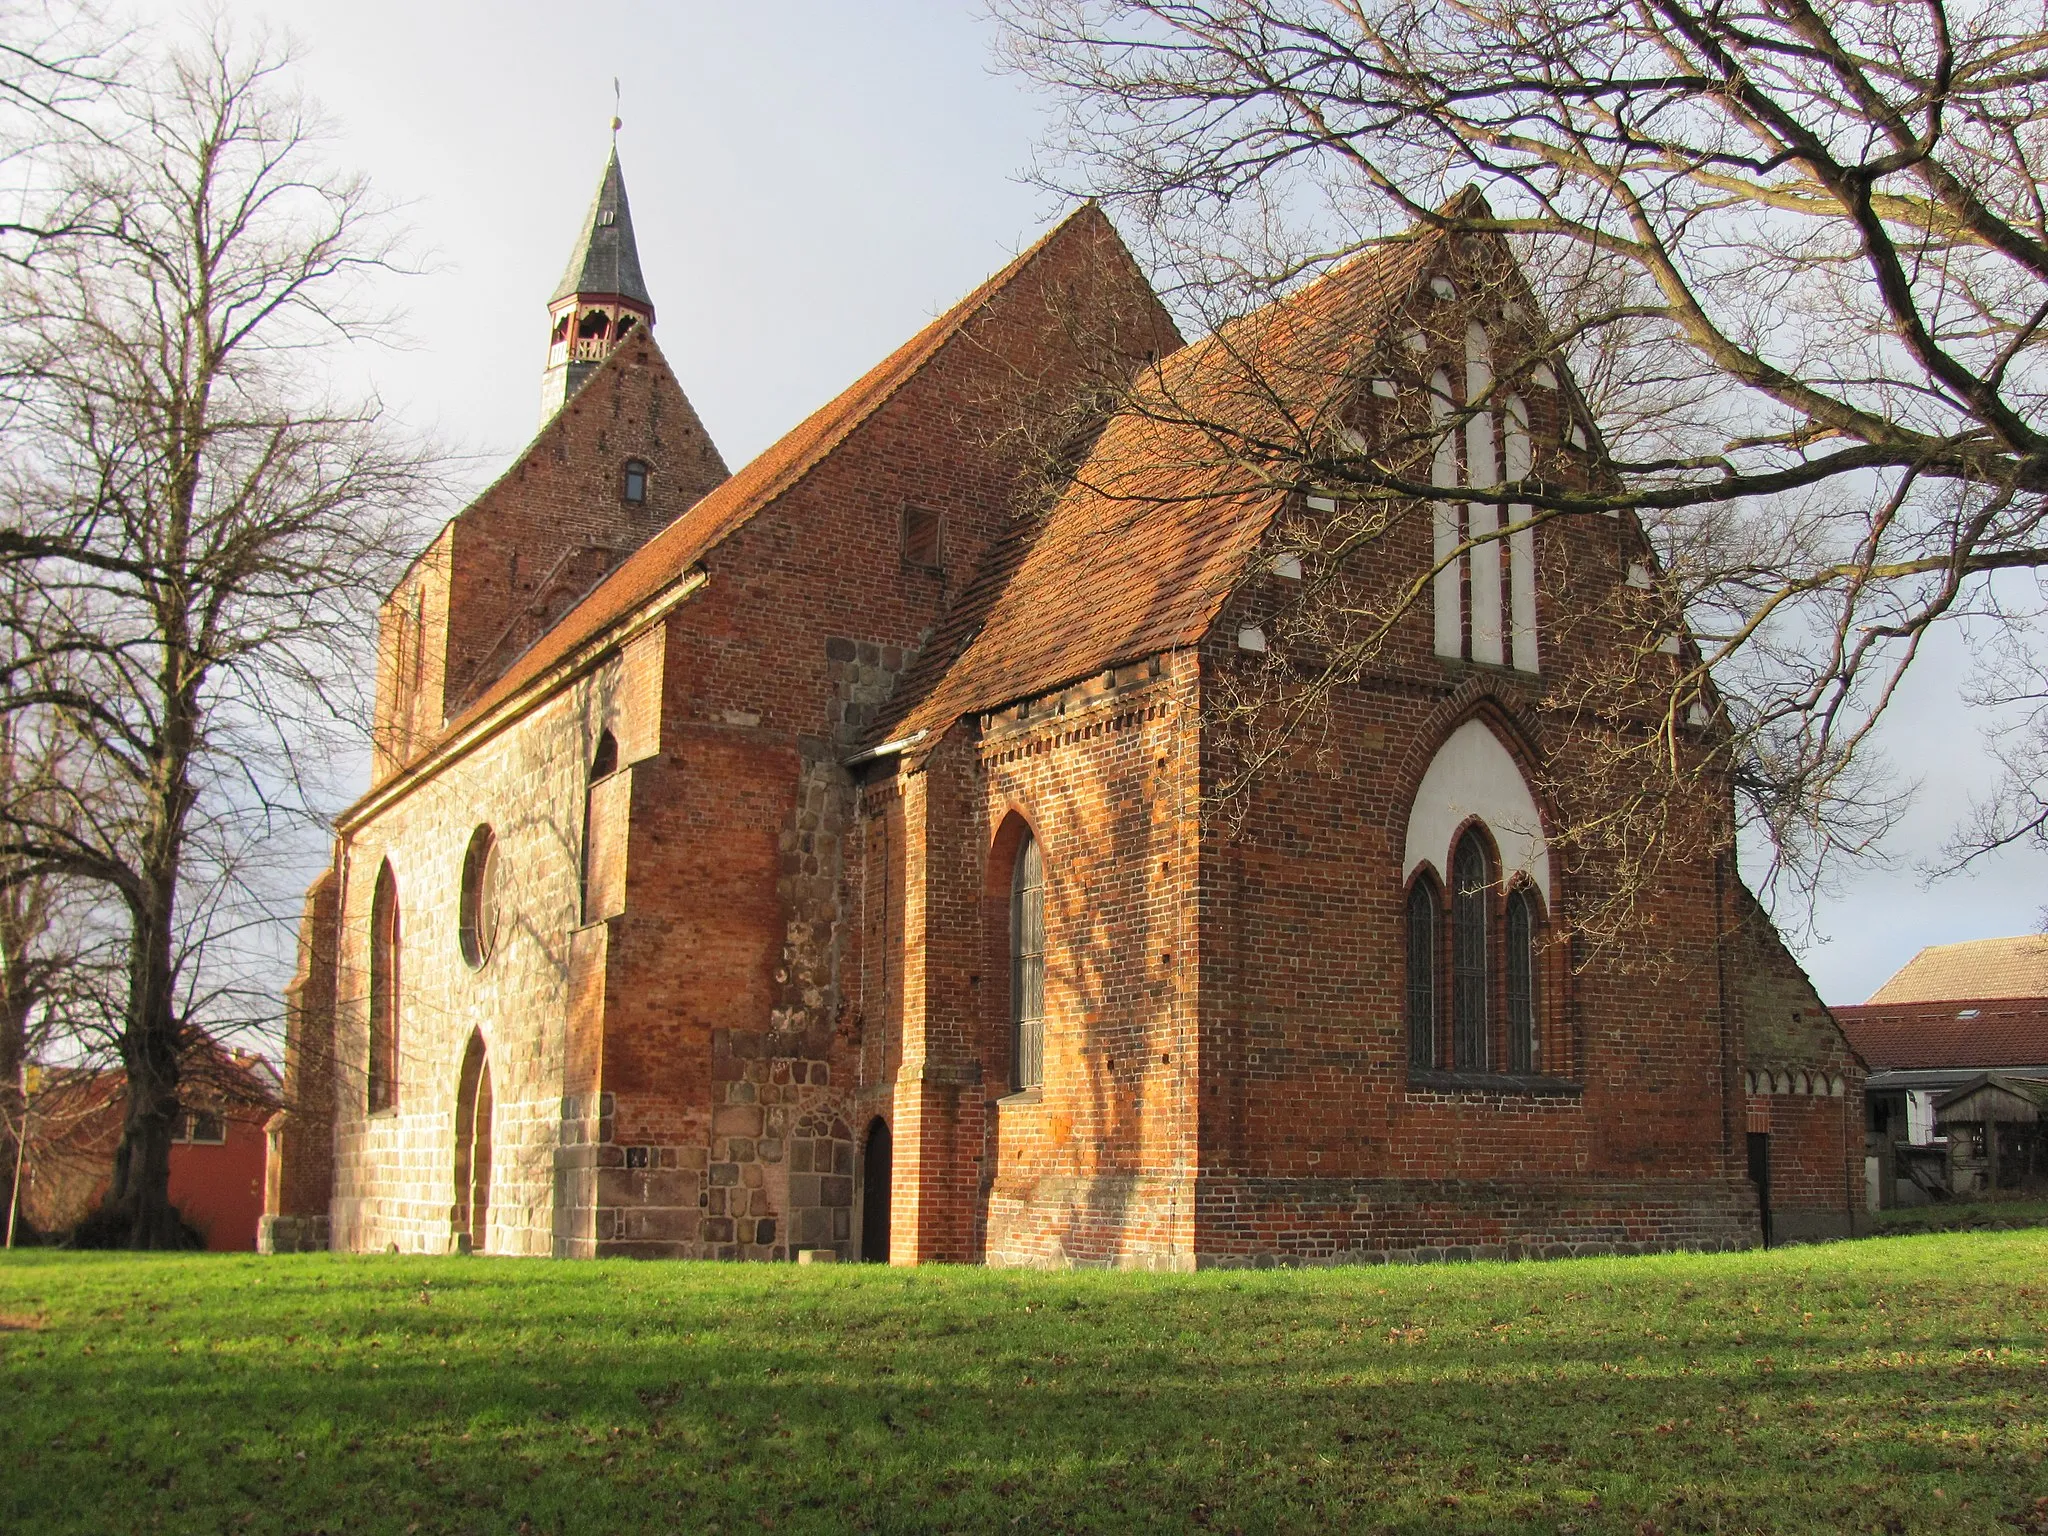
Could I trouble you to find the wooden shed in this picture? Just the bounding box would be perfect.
[1933,1074,2048,1196]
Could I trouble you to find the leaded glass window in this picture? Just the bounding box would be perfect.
[1451,830,1492,1071]
[1406,878,1439,1069]
[1506,888,1538,1075]
[1011,833,1045,1091]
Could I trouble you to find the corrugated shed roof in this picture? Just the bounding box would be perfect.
[451,204,1122,732]
[878,224,1442,742]
[1867,935,2048,1004]
[1832,999,2048,1071]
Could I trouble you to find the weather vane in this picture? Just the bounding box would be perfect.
[612,77,622,139]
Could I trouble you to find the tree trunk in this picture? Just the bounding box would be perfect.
[0,985,24,1240]
[103,876,188,1248]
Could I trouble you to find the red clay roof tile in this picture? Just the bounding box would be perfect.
[1831,999,2048,1071]
[880,226,1443,741]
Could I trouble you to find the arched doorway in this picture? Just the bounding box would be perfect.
[453,1031,493,1253]
[861,1117,891,1263]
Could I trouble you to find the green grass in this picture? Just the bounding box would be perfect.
[3,1236,2047,1535]
[1870,1197,2048,1234]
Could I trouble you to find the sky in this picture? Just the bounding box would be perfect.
[130,0,2046,1008]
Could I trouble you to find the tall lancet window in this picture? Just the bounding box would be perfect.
[1406,876,1440,1069]
[1506,887,1540,1074]
[1464,324,1505,666]
[368,861,401,1113]
[1429,370,1461,659]
[1451,829,1493,1071]
[1011,832,1046,1091]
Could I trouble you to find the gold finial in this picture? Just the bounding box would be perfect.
[612,78,622,139]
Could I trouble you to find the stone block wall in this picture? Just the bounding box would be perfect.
[260,870,339,1255]
[330,640,654,1257]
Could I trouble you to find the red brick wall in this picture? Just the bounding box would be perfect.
[559,204,1180,1260]
[1729,890,1866,1241]
[370,341,730,782]
[945,662,1199,1269]
[171,1117,268,1252]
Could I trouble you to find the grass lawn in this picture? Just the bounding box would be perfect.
[2,1235,2046,1535]
[1870,1198,2048,1235]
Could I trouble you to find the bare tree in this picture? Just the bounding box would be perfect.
[0,19,434,1246]
[0,0,121,265]
[0,730,120,1243]
[995,0,2048,915]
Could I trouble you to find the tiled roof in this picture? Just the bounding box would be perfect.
[451,204,1123,732]
[1867,934,2048,1004]
[1831,999,2048,1071]
[878,221,1443,743]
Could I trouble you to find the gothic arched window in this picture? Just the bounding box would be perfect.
[1506,886,1541,1074]
[1451,828,1493,1071]
[368,861,400,1112]
[459,825,502,969]
[581,731,619,923]
[1011,831,1045,1092]
[1406,875,1440,1069]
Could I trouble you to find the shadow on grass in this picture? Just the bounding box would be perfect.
[1,1237,2045,1534]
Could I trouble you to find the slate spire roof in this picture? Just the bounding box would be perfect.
[551,146,652,309]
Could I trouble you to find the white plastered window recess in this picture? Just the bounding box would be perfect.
[1464,324,1504,666]
[1403,720,1552,900]
[1503,394,1538,673]
[1431,326,1540,673]
[1430,369,1461,660]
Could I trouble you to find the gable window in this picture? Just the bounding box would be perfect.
[1451,828,1493,1071]
[581,731,619,923]
[459,825,502,969]
[368,860,401,1112]
[1405,876,1439,1070]
[902,505,943,573]
[1011,831,1045,1091]
[622,460,648,505]
[1506,887,1540,1074]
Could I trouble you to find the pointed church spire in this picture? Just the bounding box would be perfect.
[540,145,657,422]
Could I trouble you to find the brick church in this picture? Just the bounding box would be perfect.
[260,147,1866,1265]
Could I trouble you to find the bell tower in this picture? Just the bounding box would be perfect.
[540,144,655,421]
